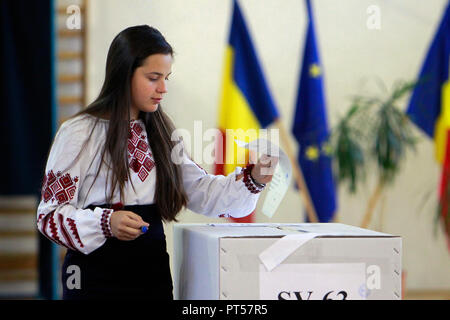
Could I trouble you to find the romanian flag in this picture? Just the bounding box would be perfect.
[439,131,450,250]
[215,0,279,222]
[291,0,336,222]
[406,3,449,247]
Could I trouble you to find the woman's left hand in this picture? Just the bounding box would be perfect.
[251,154,279,185]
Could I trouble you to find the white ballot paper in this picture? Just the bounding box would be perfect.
[235,138,292,218]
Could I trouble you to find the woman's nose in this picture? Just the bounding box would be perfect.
[157,79,168,94]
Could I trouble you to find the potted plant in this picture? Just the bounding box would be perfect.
[330,80,418,228]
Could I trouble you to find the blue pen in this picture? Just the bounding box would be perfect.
[141,226,149,233]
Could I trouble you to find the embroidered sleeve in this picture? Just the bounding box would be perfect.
[175,141,262,218]
[36,118,113,255]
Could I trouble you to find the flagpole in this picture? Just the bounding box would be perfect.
[274,118,319,223]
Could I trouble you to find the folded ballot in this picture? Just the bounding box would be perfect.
[235,138,291,218]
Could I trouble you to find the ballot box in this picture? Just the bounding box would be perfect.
[173,223,402,300]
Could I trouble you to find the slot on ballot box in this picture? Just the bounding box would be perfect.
[173,223,402,300]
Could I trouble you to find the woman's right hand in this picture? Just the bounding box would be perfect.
[110,210,150,241]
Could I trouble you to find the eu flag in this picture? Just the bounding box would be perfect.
[292,0,337,222]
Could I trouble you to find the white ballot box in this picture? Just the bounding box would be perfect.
[173,223,402,300]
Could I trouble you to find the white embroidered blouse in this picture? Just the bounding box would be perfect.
[36,114,262,255]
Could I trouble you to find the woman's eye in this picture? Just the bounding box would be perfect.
[148,77,170,81]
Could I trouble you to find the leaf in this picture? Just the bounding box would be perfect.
[330,78,419,193]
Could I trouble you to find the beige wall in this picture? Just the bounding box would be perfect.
[86,0,450,290]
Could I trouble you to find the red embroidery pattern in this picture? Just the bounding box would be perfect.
[47,211,68,249]
[128,122,155,182]
[40,212,53,243]
[41,170,78,204]
[101,209,113,238]
[38,211,80,251]
[58,214,77,251]
[66,217,84,248]
[37,213,45,224]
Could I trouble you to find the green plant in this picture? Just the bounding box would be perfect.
[330,99,369,194]
[330,80,419,228]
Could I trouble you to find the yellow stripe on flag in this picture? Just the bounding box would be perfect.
[434,80,450,164]
[218,46,261,174]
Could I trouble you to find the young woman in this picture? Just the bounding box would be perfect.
[37,25,277,300]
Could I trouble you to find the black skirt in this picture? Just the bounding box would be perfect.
[61,204,173,300]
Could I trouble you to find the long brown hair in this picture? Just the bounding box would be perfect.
[75,25,187,222]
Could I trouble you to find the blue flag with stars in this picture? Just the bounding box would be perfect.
[292,0,337,222]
